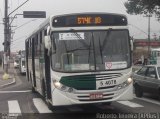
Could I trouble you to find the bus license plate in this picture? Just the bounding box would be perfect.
[90,93,103,99]
[97,80,116,88]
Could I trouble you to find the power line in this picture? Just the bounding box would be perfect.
[11,35,27,42]
[8,0,29,16]
[13,19,37,31]
[11,39,25,47]
[129,24,148,36]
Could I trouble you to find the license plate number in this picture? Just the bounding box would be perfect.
[97,80,117,89]
[101,80,116,86]
[90,93,103,99]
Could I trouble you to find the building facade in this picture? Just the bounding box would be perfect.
[133,39,160,64]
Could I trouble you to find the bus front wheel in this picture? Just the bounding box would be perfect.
[43,79,53,110]
[30,73,36,93]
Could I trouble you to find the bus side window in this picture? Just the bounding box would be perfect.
[29,38,32,57]
[37,33,41,56]
[41,30,45,56]
[35,34,38,57]
[40,31,42,44]
[44,29,47,36]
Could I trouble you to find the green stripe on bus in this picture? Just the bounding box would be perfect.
[60,75,96,90]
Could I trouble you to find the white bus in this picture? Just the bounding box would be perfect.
[14,55,20,68]
[19,57,26,74]
[25,13,133,108]
[19,50,26,74]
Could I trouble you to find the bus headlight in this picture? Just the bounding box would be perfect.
[53,80,75,93]
[127,78,132,84]
[117,78,132,89]
[53,81,62,88]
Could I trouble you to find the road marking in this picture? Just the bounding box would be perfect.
[33,98,52,113]
[135,97,160,106]
[0,90,31,93]
[117,101,143,108]
[8,100,21,114]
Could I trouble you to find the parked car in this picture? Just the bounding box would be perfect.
[132,65,160,98]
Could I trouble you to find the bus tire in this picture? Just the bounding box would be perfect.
[46,100,53,110]
[32,87,36,93]
[42,79,46,97]
[135,84,143,97]
[30,74,36,93]
[42,78,52,110]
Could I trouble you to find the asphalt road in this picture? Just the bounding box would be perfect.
[0,69,160,119]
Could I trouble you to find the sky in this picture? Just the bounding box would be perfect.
[0,0,160,52]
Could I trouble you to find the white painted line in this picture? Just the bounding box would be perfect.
[8,100,21,114]
[33,98,52,113]
[67,106,83,112]
[117,101,143,108]
[0,90,31,93]
[135,97,160,106]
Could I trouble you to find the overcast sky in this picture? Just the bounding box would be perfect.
[0,0,160,52]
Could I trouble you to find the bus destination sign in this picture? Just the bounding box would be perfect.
[77,16,102,25]
[52,13,127,27]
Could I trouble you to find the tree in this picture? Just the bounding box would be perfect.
[124,0,160,20]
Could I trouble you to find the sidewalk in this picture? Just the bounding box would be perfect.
[0,63,16,88]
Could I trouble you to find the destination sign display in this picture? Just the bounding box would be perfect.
[52,13,127,27]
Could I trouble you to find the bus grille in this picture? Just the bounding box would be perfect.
[60,73,122,90]
[95,73,122,80]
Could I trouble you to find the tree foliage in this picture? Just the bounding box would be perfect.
[124,0,160,20]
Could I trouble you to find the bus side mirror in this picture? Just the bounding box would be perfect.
[130,40,133,51]
[44,36,51,50]
[44,36,51,55]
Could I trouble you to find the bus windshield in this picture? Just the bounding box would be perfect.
[51,30,131,72]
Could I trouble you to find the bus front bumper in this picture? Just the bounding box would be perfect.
[51,84,133,106]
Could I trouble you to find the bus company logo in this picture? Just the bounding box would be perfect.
[105,62,112,69]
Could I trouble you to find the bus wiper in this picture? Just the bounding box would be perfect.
[102,29,112,51]
[68,47,90,52]
[98,36,103,64]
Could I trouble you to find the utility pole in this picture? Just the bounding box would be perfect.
[2,0,31,79]
[144,13,152,59]
[3,0,9,74]
[148,14,151,58]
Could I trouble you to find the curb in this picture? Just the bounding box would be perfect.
[1,77,16,87]
[0,64,16,88]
